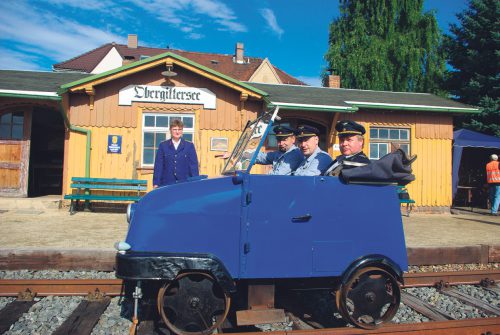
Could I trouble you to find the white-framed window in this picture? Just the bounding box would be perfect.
[142,113,195,166]
[369,127,410,160]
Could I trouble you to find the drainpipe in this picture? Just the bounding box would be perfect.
[58,101,91,178]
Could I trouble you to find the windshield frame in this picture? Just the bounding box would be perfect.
[221,107,280,175]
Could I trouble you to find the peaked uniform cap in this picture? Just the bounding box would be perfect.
[335,120,366,136]
[273,125,296,137]
[296,125,320,138]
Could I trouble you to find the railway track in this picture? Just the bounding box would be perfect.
[1,269,498,297]
[0,269,499,334]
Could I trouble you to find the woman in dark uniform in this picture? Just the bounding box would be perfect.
[153,119,199,187]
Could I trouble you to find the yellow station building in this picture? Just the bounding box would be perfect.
[0,37,479,212]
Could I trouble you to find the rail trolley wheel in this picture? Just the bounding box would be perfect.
[336,266,400,329]
[157,272,231,335]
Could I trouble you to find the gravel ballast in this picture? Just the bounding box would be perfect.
[0,268,498,333]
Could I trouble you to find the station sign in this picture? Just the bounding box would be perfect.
[119,85,216,109]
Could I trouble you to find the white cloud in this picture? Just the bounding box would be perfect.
[0,47,45,71]
[260,8,283,38]
[191,0,246,32]
[0,1,125,62]
[0,0,244,69]
[43,0,131,20]
[45,0,117,11]
[188,33,204,40]
[296,76,322,87]
[127,0,246,35]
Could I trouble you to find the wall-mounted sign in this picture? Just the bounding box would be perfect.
[119,85,216,109]
[108,135,122,154]
[210,137,228,151]
[333,143,340,151]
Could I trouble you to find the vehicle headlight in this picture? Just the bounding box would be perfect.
[114,241,131,253]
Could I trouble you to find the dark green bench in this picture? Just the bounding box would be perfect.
[64,177,147,214]
[397,186,416,217]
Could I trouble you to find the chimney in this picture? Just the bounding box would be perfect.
[323,74,341,88]
[235,42,244,64]
[128,34,138,49]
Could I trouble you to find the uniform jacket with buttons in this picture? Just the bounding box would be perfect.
[153,139,199,186]
[294,147,333,176]
[255,145,304,175]
[334,151,371,167]
[324,151,371,175]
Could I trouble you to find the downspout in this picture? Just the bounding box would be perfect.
[58,100,91,178]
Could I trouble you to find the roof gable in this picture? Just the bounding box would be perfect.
[53,44,114,73]
[91,47,122,74]
[248,58,282,84]
[60,51,268,99]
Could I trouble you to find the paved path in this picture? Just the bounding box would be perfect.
[0,208,498,250]
[403,213,499,247]
[0,210,127,250]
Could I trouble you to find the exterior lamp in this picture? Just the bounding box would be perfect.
[161,64,177,86]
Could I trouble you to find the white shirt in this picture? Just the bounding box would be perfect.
[172,138,181,150]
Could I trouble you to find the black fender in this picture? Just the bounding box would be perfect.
[340,254,404,286]
[116,251,236,294]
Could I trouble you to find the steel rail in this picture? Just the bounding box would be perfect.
[0,279,123,297]
[402,269,500,288]
[283,317,500,335]
[0,269,498,296]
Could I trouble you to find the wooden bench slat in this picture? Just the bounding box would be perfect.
[70,183,147,191]
[65,177,148,214]
[71,177,147,185]
[64,194,141,201]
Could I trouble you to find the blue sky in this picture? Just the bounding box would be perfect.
[0,0,468,86]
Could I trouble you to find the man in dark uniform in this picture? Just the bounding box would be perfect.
[325,120,370,175]
[294,125,333,176]
[254,125,304,175]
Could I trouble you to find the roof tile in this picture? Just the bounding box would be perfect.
[53,43,306,85]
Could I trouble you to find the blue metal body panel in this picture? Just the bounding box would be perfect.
[124,173,408,279]
[240,175,407,278]
[125,176,242,276]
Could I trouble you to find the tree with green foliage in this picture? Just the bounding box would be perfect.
[444,0,499,136]
[324,0,446,94]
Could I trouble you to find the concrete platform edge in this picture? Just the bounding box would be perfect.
[0,245,499,271]
[407,245,500,265]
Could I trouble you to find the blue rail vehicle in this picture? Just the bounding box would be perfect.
[115,108,408,334]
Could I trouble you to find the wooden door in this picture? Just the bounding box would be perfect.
[0,110,31,197]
